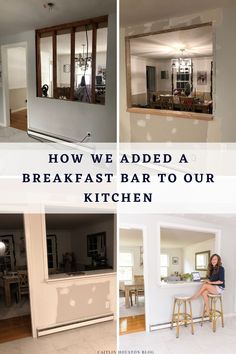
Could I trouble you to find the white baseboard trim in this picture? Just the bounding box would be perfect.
[11,107,27,113]
[37,313,114,337]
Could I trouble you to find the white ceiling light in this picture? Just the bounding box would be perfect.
[171,48,192,72]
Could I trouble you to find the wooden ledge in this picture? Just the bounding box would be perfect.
[127,107,213,121]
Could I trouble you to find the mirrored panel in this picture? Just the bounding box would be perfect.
[40,35,53,98]
[56,32,71,99]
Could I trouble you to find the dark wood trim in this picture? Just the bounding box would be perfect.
[52,31,57,98]
[36,15,108,34]
[91,24,97,104]
[36,31,42,96]
[70,28,75,100]
[125,37,132,108]
[36,16,108,101]
[126,22,212,40]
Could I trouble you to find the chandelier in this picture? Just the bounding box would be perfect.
[171,49,192,73]
[75,44,92,70]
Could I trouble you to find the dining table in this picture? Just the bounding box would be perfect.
[152,96,213,114]
[124,282,145,308]
[1,274,20,307]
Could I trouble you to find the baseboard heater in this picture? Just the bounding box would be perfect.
[27,129,74,144]
[27,129,91,146]
[150,316,207,331]
[37,313,114,337]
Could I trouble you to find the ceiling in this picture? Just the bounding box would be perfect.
[120,0,230,27]
[130,25,213,59]
[0,0,115,36]
[161,227,215,248]
[120,228,143,246]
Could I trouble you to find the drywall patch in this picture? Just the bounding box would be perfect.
[137,119,146,127]
[171,128,177,135]
[166,116,174,122]
[146,132,152,141]
[193,120,199,125]
[56,282,110,324]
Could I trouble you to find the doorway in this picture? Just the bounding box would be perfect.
[119,228,145,335]
[146,65,156,105]
[0,214,32,343]
[1,43,28,132]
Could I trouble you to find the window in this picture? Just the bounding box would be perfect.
[160,254,169,277]
[47,235,58,273]
[119,251,133,281]
[0,235,16,271]
[126,23,214,118]
[36,16,108,105]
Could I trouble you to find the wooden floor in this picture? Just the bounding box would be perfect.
[120,315,145,335]
[0,315,31,343]
[10,109,27,132]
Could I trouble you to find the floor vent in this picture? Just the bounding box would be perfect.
[37,313,114,337]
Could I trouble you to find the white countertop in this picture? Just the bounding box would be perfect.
[160,280,204,288]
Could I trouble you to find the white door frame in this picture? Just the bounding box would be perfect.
[1,42,28,128]
[119,224,149,332]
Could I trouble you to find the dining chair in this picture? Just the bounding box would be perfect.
[17,271,29,302]
[180,96,195,112]
[160,95,174,110]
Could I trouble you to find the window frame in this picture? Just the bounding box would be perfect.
[36,15,108,103]
[125,22,214,121]
[119,250,134,282]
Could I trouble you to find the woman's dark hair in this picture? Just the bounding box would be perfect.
[207,254,222,277]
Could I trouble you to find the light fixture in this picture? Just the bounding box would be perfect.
[43,2,55,12]
[75,44,92,70]
[171,48,192,73]
[0,241,6,257]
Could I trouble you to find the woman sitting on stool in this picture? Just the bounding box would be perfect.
[191,254,225,316]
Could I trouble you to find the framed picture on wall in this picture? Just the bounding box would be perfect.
[197,71,207,85]
[172,256,179,265]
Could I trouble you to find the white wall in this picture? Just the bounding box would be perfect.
[7,47,26,89]
[0,12,116,142]
[24,214,116,337]
[160,248,183,275]
[120,213,236,328]
[183,238,215,277]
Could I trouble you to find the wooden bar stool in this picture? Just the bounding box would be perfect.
[201,294,224,332]
[170,296,194,338]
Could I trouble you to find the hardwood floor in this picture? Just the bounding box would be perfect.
[10,109,27,132]
[0,315,31,343]
[120,315,145,335]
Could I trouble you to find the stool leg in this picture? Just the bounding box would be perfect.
[213,298,216,332]
[220,296,224,328]
[201,304,205,326]
[176,301,181,338]
[188,300,194,335]
[170,299,176,330]
[184,300,187,327]
[209,297,213,322]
